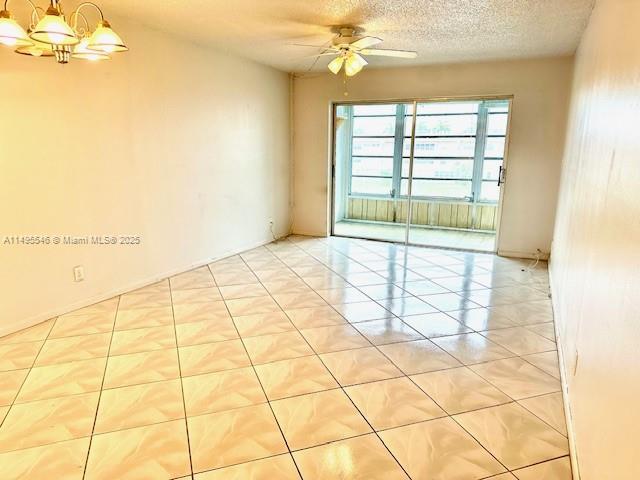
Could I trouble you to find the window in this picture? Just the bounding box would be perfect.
[345,99,509,203]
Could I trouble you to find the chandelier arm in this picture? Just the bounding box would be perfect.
[2,0,41,21]
[70,2,104,32]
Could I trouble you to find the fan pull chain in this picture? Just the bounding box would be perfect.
[343,69,349,97]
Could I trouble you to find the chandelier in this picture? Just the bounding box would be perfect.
[0,0,127,63]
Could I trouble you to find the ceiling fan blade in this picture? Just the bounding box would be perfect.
[288,43,334,48]
[328,56,345,75]
[350,36,383,49]
[302,52,339,59]
[360,48,418,58]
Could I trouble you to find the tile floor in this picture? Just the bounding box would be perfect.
[334,220,497,252]
[0,235,570,480]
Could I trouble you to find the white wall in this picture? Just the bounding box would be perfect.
[0,16,291,336]
[292,57,573,257]
[550,0,640,478]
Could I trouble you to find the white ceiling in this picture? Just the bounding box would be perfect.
[99,0,594,73]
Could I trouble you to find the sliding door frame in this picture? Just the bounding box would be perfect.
[330,94,514,254]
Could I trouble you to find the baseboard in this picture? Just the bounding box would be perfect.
[497,249,550,260]
[548,262,581,480]
[1,236,277,338]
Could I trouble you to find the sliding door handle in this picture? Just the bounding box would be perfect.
[497,166,506,186]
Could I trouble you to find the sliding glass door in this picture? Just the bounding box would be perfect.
[332,97,511,252]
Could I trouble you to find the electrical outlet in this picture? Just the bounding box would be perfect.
[73,265,85,282]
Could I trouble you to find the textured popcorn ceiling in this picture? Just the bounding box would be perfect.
[99,0,594,72]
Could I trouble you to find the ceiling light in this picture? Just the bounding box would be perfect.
[87,19,127,52]
[30,5,78,45]
[73,35,109,60]
[328,55,345,75]
[0,0,128,64]
[0,9,32,46]
[344,52,367,77]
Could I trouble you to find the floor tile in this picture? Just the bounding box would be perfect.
[194,454,301,479]
[61,298,119,318]
[104,349,180,389]
[48,312,115,339]
[481,327,556,356]
[284,306,348,329]
[85,420,191,479]
[173,301,230,324]
[110,325,175,355]
[316,287,370,305]
[213,271,259,287]
[293,434,408,480]
[225,296,282,316]
[118,292,171,310]
[345,377,445,430]
[470,357,561,399]
[518,392,567,435]
[420,292,482,312]
[411,366,511,414]
[0,319,54,345]
[17,357,106,403]
[513,456,572,480]
[521,351,561,379]
[182,367,265,416]
[243,331,313,364]
[188,403,287,472]
[300,324,371,353]
[95,379,184,434]
[179,340,250,376]
[379,417,505,480]
[219,283,268,300]
[400,280,449,296]
[352,318,424,346]
[0,392,99,452]
[379,297,438,317]
[0,369,29,406]
[0,341,43,371]
[114,306,174,330]
[175,318,239,346]
[379,340,462,375]
[271,389,371,450]
[401,312,473,338]
[449,308,518,331]
[357,284,410,300]
[525,322,556,342]
[0,437,90,480]
[170,267,215,290]
[272,291,327,309]
[232,312,296,337]
[432,333,515,365]
[171,286,222,304]
[320,347,403,386]
[255,355,338,400]
[454,403,568,470]
[333,301,395,323]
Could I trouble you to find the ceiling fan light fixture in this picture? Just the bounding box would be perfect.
[30,6,78,46]
[344,52,367,77]
[87,20,127,53]
[0,10,32,46]
[327,55,345,75]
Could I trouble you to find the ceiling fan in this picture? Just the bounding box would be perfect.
[298,27,418,77]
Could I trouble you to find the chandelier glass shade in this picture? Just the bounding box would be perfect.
[0,0,128,63]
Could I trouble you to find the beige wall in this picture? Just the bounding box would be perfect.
[550,1,640,479]
[0,17,291,336]
[292,57,573,257]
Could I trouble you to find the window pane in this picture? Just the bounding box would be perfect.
[480,181,500,202]
[352,157,394,177]
[353,116,397,136]
[404,114,478,136]
[402,158,473,179]
[353,104,397,116]
[487,113,508,135]
[401,179,472,198]
[482,159,502,181]
[403,137,476,158]
[351,177,392,195]
[485,137,506,158]
[407,102,479,115]
[487,102,509,113]
[353,137,395,156]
